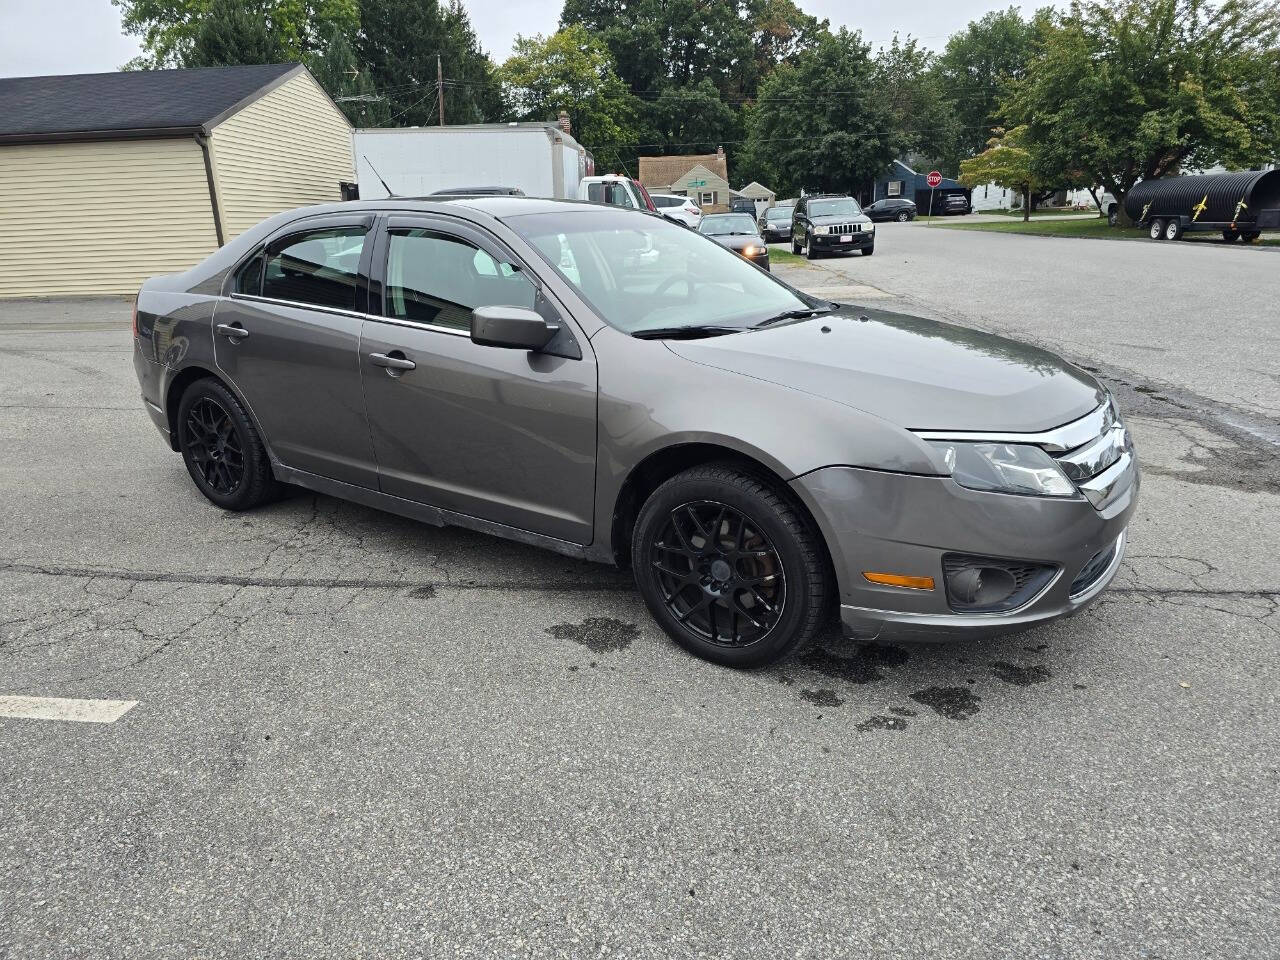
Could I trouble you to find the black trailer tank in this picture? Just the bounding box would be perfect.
[1124,170,1280,232]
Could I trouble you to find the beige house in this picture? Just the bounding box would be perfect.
[0,64,354,298]
[638,148,731,212]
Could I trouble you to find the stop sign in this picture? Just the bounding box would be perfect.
[927,170,943,188]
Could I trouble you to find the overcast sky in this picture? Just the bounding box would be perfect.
[1,0,1039,78]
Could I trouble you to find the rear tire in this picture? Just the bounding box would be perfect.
[804,236,817,260]
[177,378,278,511]
[1222,228,1239,242]
[1149,219,1165,240]
[631,464,832,668]
[1164,219,1183,241]
[791,235,801,255]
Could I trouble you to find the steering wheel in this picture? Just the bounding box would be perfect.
[653,274,695,298]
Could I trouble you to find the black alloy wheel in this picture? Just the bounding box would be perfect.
[177,378,278,511]
[184,396,244,496]
[632,464,832,667]
[649,500,786,648]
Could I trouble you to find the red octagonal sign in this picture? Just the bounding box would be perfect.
[927,170,943,188]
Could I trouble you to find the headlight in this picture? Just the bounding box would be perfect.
[813,225,828,235]
[741,244,762,256]
[864,222,875,232]
[927,441,1076,497]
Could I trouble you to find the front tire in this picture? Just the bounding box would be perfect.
[631,464,832,668]
[861,244,875,257]
[1149,218,1165,240]
[896,211,910,222]
[177,378,278,511]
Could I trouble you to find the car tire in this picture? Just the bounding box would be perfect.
[896,211,909,222]
[1222,228,1239,242]
[631,463,833,668]
[1164,219,1183,241]
[804,237,817,260]
[1242,231,1261,242]
[1149,218,1165,240]
[177,377,278,511]
[862,244,875,257]
[791,236,801,255]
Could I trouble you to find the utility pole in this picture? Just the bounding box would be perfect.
[436,55,445,126]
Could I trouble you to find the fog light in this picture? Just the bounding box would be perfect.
[947,566,1017,606]
[942,554,1057,613]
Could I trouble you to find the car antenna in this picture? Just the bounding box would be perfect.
[363,156,396,198]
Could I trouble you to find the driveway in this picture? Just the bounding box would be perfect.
[1,282,1277,959]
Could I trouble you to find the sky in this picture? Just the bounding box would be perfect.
[1,0,1039,78]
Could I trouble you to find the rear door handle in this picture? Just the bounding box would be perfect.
[369,351,416,371]
[216,323,249,340]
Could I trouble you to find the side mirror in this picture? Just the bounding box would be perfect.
[470,305,557,351]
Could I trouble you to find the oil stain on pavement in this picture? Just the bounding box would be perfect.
[909,686,982,720]
[991,661,1052,685]
[547,617,639,653]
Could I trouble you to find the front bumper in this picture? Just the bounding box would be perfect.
[812,231,872,251]
[740,251,771,271]
[789,461,1139,642]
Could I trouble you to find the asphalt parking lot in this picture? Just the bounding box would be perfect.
[3,226,1278,958]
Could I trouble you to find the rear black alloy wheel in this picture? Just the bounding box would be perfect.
[184,397,244,496]
[632,464,832,667]
[177,378,278,511]
[650,501,786,648]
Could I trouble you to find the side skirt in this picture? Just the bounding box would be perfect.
[272,462,601,563]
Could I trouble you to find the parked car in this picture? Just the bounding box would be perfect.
[132,197,1138,668]
[757,205,795,241]
[651,193,702,228]
[791,195,875,259]
[429,186,525,197]
[729,197,757,215]
[578,174,657,212]
[865,198,917,222]
[697,213,770,270]
[942,193,971,215]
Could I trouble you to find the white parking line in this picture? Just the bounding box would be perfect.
[0,695,138,723]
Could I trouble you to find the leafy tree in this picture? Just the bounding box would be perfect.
[113,0,358,67]
[645,80,740,159]
[872,36,960,169]
[1004,0,1280,222]
[744,28,895,197]
[499,25,644,167]
[931,7,1046,171]
[355,0,503,126]
[958,126,1045,220]
[305,21,389,126]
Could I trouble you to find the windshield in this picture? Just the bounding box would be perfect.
[807,198,862,218]
[699,215,759,236]
[766,207,794,222]
[508,209,809,335]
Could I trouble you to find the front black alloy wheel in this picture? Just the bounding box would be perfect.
[632,464,832,667]
[177,378,278,511]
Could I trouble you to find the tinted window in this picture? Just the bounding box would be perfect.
[235,249,264,294]
[262,227,366,310]
[652,196,678,208]
[586,181,635,208]
[385,229,536,330]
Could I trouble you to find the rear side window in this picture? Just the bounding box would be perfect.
[261,226,367,311]
[384,229,536,330]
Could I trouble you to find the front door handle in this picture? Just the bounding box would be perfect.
[369,351,416,372]
[216,323,249,340]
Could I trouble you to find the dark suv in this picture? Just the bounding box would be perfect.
[791,195,875,259]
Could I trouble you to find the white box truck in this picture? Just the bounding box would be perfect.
[353,123,594,200]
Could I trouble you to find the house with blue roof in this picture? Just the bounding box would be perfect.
[870,159,971,214]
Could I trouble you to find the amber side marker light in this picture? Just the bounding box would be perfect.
[863,572,935,590]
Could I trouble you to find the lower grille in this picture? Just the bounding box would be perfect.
[1070,539,1118,597]
[942,554,1057,613]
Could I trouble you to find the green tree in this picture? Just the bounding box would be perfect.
[744,28,895,197]
[355,0,502,126]
[1004,0,1280,222]
[113,0,358,67]
[305,21,389,126]
[498,25,644,166]
[872,36,960,169]
[931,7,1046,171]
[958,126,1044,220]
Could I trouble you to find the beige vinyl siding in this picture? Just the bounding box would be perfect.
[0,139,218,298]
[210,72,354,239]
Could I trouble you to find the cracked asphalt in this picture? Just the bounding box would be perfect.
[3,226,1279,959]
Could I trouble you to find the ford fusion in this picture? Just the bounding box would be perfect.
[132,198,1138,667]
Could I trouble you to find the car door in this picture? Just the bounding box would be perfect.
[215,214,379,488]
[359,215,598,545]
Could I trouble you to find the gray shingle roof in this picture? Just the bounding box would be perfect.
[0,63,301,143]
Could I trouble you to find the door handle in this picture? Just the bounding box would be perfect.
[369,351,416,372]
[216,323,249,340]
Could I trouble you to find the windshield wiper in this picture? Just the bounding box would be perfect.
[632,325,745,340]
[752,305,836,328]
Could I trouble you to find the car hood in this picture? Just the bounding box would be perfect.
[811,213,872,226]
[665,305,1104,432]
[707,234,764,251]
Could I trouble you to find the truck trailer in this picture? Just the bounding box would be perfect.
[353,123,594,201]
[1123,169,1280,242]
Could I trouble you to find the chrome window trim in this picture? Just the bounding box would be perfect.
[227,293,471,339]
[913,401,1112,453]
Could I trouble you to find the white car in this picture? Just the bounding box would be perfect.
[650,193,702,227]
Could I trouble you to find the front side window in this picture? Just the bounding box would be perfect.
[235,250,265,295]
[261,226,366,310]
[384,229,536,330]
[511,208,809,336]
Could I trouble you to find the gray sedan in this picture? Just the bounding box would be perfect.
[132,198,1138,667]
